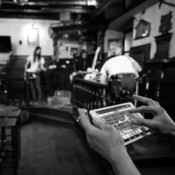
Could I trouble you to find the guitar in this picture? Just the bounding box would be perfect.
[84,47,101,81]
[25,64,57,81]
[91,46,101,71]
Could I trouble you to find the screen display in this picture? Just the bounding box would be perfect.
[90,103,151,145]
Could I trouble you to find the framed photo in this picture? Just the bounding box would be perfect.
[28,27,39,46]
[134,19,150,40]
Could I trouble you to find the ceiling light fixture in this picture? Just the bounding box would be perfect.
[87,0,98,6]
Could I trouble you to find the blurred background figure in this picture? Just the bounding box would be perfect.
[100,47,142,104]
[100,47,142,85]
[78,49,88,71]
[24,46,46,104]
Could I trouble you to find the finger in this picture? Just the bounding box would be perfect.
[124,106,159,115]
[87,136,92,146]
[93,118,107,130]
[78,108,98,133]
[131,116,157,129]
[78,108,91,131]
[133,95,159,106]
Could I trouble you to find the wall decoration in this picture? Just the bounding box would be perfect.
[154,33,172,60]
[28,27,39,46]
[159,11,172,34]
[130,44,150,69]
[154,11,173,60]
[134,19,151,40]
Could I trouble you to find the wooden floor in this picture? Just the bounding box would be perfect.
[1,110,175,175]
[1,118,105,175]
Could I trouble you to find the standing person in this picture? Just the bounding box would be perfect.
[24,46,46,104]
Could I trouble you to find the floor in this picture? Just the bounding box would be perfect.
[1,118,104,175]
[128,134,175,175]
[1,111,175,175]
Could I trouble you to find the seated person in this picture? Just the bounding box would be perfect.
[100,47,142,103]
[100,47,142,85]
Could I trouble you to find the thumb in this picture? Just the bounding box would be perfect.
[93,118,106,130]
[132,117,157,129]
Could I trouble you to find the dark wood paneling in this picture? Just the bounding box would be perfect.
[146,59,175,121]
[129,44,151,97]
[130,43,150,70]
[5,55,53,102]
[54,59,74,91]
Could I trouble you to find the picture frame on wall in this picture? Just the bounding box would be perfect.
[28,27,39,46]
[134,19,150,40]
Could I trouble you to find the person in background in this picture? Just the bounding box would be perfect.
[79,49,88,71]
[24,46,46,104]
[78,95,175,175]
[100,47,142,85]
[47,55,57,96]
[69,49,88,82]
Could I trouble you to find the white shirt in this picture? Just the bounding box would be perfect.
[26,55,45,73]
[100,55,142,84]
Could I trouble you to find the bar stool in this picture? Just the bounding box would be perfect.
[0,118,19,174]
[0,105,21,175]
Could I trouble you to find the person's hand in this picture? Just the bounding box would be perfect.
[78,108,141,175]
[78,108,126,163]
[126,95,175,136]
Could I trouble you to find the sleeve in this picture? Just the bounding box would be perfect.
[40,57,45,64]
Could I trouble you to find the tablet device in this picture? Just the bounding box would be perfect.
[89,102,152,145]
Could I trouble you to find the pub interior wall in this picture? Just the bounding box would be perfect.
[133,0,175,59]
[0,18,59,56]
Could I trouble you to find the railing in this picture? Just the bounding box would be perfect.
[72,78,108,111]
[69,78,113,175]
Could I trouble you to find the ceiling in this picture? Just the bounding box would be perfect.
[0,0,159,31]
[0,0,98,20]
